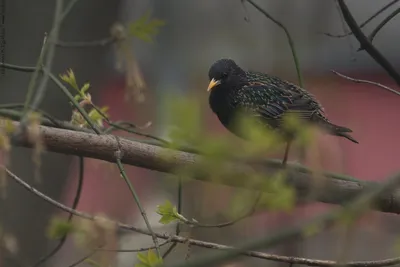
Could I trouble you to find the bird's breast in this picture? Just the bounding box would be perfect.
[208,88,238,128]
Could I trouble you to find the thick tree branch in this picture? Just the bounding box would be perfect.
[4,121,400,215]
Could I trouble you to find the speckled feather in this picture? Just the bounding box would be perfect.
[239,71,327,125]
[207,59,358,143]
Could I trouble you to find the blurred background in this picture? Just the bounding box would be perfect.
[1,0,400,266]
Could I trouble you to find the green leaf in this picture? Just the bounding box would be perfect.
[88,106,109,127]
[235,113,281,151]
[47,217,74,239]
[128,10,165,43]
[137,252,148,263]
[227,191,253,219]
[80,82,91,95]
[147,249,163,266]
[85,259,101,267]
[281,113,314,146]
[3,118,15,134]
[303,222,322,238]
[135,250,163,267]
[258,172,296,212]
[156,200,179,225]
[73,94,82,102]
[59,69,79,91]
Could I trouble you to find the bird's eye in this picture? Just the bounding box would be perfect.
[221,72,228,79]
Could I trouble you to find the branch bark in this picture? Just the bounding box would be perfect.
[6,122,400,215]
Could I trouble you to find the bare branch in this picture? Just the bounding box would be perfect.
[0,63,172,144]
[20,0,75,130]
[67,246,99,267]
[6,166,400,267]
[98,240,171,253]
[368,7,400,45]
[322,0,400,38]
[337,0,400,87]
[331,70,400,96]
[31,156,85,267]
[0,121,399,215]
[162,177,183,259]
[54,37,115,48]
[179,192,261,228]
[244,0,303,86]
[114,136,161,257]
[166,171,400,267]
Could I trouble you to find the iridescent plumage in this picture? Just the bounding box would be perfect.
[207,59,358,144]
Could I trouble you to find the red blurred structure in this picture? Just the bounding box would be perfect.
[61,71,400,258]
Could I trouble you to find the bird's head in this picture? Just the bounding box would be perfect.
[207,59,246,92]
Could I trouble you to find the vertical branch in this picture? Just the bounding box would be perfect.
[162,177,183,259]
[21,0,64,123]
[114,137,161,257]
[245,0,303,87]
[22,0,79,117]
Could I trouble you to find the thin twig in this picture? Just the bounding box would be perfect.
[0,62,101,134]
[55,37,115,48]
[180,192,261,228]
[45,68,101,134]
[89,104,165,143]
[331,70,400,96]
[322,0,400,38]
[337,0,400,87]
[166,171,400,267]
[98,240,170,253]
[66,247,99,267]
[58,0,80,22]
[22,33,48,117]
[0,108,95,134]
[114,136,161,257]
[0,106,169,148]
[0,104,69,129]
[20,0,77,131]
[30,156,85,267]
[27,0,62,115]
[367,7,400,45]
[244,0,303,87]
[0,103,63,122]
[6,166,400,267]
[0,62,170,142]
[106,121,169,144]
[163,177,183,259]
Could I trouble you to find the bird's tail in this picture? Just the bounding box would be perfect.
[323,121,359,144]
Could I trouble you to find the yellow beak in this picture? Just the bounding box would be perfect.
[207,78,221,92]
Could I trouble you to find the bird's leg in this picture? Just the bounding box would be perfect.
[282,140,292,167]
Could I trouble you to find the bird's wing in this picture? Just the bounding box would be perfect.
[237,76,324,126]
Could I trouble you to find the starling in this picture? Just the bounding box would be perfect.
[206,59,358,165]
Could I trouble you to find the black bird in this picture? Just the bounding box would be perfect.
[207,59,358,165]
